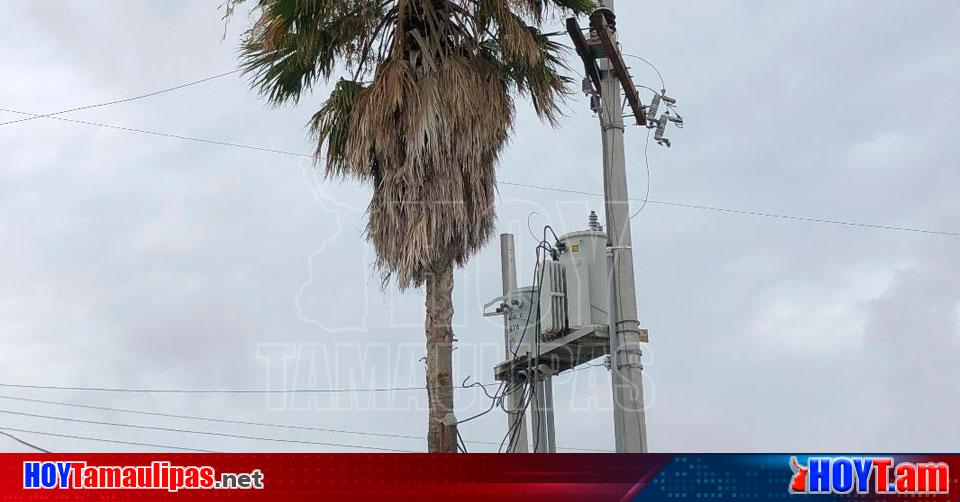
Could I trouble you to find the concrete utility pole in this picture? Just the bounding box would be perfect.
[594,0,649,453]
[499,234,528,453]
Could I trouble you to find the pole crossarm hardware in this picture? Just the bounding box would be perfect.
[566,12,647,126]
[565,17,602,95]
[589,10,647,127]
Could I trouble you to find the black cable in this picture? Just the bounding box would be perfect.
[0,382,492,394]
[461,377,503,401]
[500,378,531,452]
[518,377,538,452]
[502,400,521,451]
[499,374,534,453]
[0,426,214,452]
[3,106,953,237]
[0,429,51,453]
[0,394,424,442]
[629,128,653,219]
[529,229,554,454]
[636,84,662,97]
[0,393,607,451]
[486,376,609,452]
[0,108,311,158]
[623,54,665,91]
[498,380,524,414]
[543,225,561,245]
[0,408,416,453]
[530,245,545,455]
[455,380,507,425]
[499,181,960,237]
[527,211,544,242]
[508,245,545,358]
[0,69,241,127]
[503,391,523,451]
[515,228,559,453]
[529,377,541,453]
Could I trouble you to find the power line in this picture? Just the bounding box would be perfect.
[630,128,653,218]
[3,107,955,237]
[623,54,666,91]
[0,382,432,394]
[0,394,423,442]
[0,69,241,127]
[0,394,609,453]
[0,408,417,453]
[500,181,960,237]
[0,426,213,452]
[0,429,51,453]
[0,108,309,158]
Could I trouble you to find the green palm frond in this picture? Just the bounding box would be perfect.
[547,0,596,15]
[238,0,389,105]
[508,0,596,23]
[309,79,367,178]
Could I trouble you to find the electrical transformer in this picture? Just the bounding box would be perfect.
[537,259,569,340]
[501,258,571,356]
[490,217,610,360]
[556,229,609,329]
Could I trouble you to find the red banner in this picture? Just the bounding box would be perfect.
[2,453,671,501]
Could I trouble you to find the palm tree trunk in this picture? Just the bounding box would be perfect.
[425,263,457,453]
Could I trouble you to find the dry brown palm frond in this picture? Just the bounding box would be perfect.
[355,54,512,288]
[233,0,588,287]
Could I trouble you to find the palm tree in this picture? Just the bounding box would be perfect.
[229,0,594,452]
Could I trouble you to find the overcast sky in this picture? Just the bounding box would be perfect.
[1,0,958,453]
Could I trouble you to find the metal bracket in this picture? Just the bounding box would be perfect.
[590,12,647,127]
[482,295,515,317]
[615,348,644,370]
[614,320,649,343]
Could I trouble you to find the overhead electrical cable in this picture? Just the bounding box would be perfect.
[0,408,417,453]
[0,426,213,452]
[0,393,609,452]
[0,382,440,394]
[623,54,666,91]
[0,394,425,441]
[0,108,307,158]
[1,107,953,237]
[0,69,241,127]
[499,181,959,237]
[0,429,51,453]
[4,106,951,237]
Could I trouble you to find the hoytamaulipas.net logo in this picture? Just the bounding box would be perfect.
[23,461,264,492]
[789,456,949,495]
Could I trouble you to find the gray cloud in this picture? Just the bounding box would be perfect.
[1,0,957,452]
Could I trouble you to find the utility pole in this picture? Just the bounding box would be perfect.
[499,234,528,453]
[494,2,675,451]
[593,0,649,453]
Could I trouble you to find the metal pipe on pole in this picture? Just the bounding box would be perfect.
[531,371,556,453]
[595,0,649,453]
[499,234,529,453]
[543,373,557,453]
[531,378,548,452]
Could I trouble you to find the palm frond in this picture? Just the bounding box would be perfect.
[234,0,590,287]
[239,0,389,105]
[309,79,368,179]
